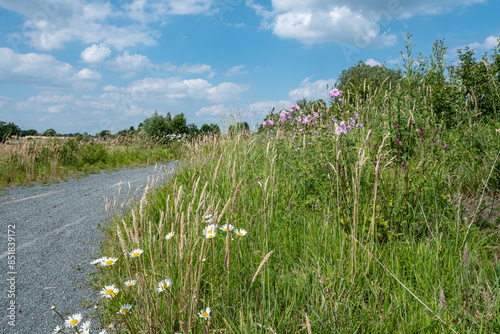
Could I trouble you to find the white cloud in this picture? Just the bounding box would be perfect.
[247,0,484,46]
[0,47,75,85]
[196,104,226,117]
[81,44,112,63]
[365,58,382,66]
[108,52,152,72]
[226,65,247,76]
[288,77,336,101]
[248,100,292,116]
[27,94,74,104]
[466,35,499,52]
[75,68,102,80]
[47,104,66,114]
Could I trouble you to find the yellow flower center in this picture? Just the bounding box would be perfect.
[105,260,113,265]
[162,285,167,289]
[70,319,78,326]
[238,232,242,235]
[133,252,140,257]
[202,312,208,317]
[106,289,114,295]
[121,308,128,313]
[207,229,212,234]
[208,234,214,238]
[168,235,173,239]
[128,283,133,286]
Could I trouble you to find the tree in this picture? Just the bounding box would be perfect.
[170,113,189,134]
[200,123,220,134]
[187,123,199,134]
[0,121,21,142]
[142,111,172,138]
[21,129,38,136]
[228,121,250,135]
[99,130,111,138]
[43,128,57,137]
[337,61,402,100]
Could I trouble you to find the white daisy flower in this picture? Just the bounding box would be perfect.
[234,229,247,236]
[117,304,132,314]
[203,224,217,239]
[99,330,108,334]
[198,307,211,319]
[99,257,118,266]
[219,224,235,232]
[64,313,82,327]
[53,325,63,333]
[124,279,137,287]
[165,231,175,240]
[129,248,144,258]
[90,258,105,265]
[203,214,213,221]
[100,284,119,298]
[156,278,172,292]
[80,320,91,332]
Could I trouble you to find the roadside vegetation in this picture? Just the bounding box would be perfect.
[0,113,220,188]
[50,35,499,333]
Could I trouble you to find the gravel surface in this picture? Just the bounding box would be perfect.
[0,163,177,333]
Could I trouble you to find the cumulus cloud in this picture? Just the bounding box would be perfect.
[0,47,74,84]
[365,58,382,66]
[288,77,336,101]
[465,35,499,52]
[196,104,226,117]
[75,68,102,80]
[247,0,484,46]
[108,52,152,72]
[81,44,112,63]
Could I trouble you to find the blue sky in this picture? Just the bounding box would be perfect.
[0,0,498,134]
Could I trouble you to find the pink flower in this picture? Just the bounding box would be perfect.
[329,88,343,98]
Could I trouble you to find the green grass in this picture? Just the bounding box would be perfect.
[0,134,185,188]
[89,111,499,333]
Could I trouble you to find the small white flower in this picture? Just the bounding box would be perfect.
[234,229,248,236]
[219,224,235,232]
[90,257,105,265]
[64,313,82,327]
[53,325,63,333]
[99,257,118,266]
[156,278,172,292]
[203,224,217,239]
[165,231,175,240]
[203,214,213,222]
[129,248,144,258]
[117,304,132,314]
[198,307,211,319]
[100,284,119,298]
[124,279,137,287]
[80,320,91,332]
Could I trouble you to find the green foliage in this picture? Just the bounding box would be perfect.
[200,123,221,134]
[142,111,191,142]
[228,121,249,135]
[43,128,57,137]
[0,121,21,142]
[337,60,402,100]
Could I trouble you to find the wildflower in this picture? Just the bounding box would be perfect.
[100,284,119,298]
[117,304,132,314]
[203,224,217,239]
[234,229,247,236]
[198,307,211,319]
[202,258,206,262]
[99,330,108,334]
[53,325,63,333]
[51,305,56,310]
[354,111,359,119]
[64,313,82,328]
[90,257,105,265]
[129,248,144,258]
[329,88,343,98]
[219,224,235,232]
[165,231,175,240]
[99,257,118,266]
[124,279,137,287]
[203,214,213,223]
[290,104,301,111]
[156,278,172,292]
[80,321,91,333]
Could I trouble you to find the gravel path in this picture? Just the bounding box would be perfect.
[0,163,177,333]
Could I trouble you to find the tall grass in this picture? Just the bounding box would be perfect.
[0,133,185,188]
[90,106,499,333]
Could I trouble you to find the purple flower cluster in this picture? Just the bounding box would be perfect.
[329,88,343,103]
[262,119,274,127]
[332,113,363,136]
[279,109,291,122]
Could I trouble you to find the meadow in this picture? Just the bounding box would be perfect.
[0,133,185,189]
[47,37,500,333]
